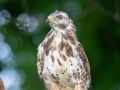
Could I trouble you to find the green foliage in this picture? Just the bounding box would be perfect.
[0,0,120,90]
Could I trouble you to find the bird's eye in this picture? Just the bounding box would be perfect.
[56,15,63,20]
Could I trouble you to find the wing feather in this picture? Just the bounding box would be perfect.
[37,44,49,90]
[75,42,91,88]
[78,42,90,76]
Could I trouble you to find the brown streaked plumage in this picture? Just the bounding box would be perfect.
[37,11,91,90]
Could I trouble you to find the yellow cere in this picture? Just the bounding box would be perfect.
[48,16,56,23]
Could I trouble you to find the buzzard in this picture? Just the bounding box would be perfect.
[37,11,91,90]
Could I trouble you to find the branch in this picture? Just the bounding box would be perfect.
[74,5,95,21]
[92,1,113,19]
[86,0,120,23]
[114,0,120,21]
[0,78,5,90]
[21,0,29,13]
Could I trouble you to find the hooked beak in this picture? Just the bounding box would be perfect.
[46,15,56,24]
[46,19,50,24]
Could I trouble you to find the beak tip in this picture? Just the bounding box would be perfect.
[46,19,50,24]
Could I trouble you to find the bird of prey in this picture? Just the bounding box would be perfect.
[37,11,91,90]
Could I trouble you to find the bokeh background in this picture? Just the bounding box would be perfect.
[0,0,120,90]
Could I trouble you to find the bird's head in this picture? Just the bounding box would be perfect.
[46,11,71,30]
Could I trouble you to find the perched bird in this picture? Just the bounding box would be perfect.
[37,11,91,90]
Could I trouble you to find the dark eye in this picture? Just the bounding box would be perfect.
[56,15,63,20]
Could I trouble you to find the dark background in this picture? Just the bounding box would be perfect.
[0,0,120,90]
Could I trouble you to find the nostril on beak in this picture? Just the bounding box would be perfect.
[46,19,50,24]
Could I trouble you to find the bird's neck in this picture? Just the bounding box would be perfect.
[42,25,78,56]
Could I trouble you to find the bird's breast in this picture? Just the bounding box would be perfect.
[42,32,82,89]
[42,46,80,89]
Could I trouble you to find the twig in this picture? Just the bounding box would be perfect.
[114,0,120,21]
[74,5,95,21]
[21,0,29,13]
[0,78,5,90]
[86,0,120,23]
[92,1,113,19]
